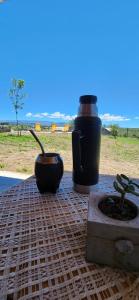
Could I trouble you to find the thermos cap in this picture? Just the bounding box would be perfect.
[79,95,97,104]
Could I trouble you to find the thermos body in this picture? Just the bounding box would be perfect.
[72,116,101,185]
[72,95,101,193]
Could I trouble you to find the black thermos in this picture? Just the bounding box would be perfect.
[72,95,101,193]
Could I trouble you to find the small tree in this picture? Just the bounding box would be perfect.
[9,78,26,134]
[69,120,74,131]
[110,124,119,138]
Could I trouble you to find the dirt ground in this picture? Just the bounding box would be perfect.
[0,134,139,179]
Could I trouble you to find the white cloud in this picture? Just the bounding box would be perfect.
[41,112,49,117]
[26,111,76,121]
[48,112,65,119]
[64,115,77,121]
[26,111,130,122]
[33,113,44,118]
[26,112,33,117]
[99,113,130,122]
[134,117,139,120]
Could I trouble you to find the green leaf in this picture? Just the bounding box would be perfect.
[116,175,127,190]
[116,174,122,184]
[129,191,139,196]
[120,174,129,182]
[127,185,135,193]
[113,181,124,194]
[131,182,139,189]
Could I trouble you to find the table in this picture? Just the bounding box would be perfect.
[0,173,139,300]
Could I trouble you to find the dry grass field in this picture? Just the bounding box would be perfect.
[0,132,139,178]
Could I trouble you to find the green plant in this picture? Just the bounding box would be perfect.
[9,79,26,134]
[0,163,5,169]
[113,174,139,207]
[110,124,119,138]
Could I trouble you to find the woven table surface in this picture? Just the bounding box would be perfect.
[0,173,139,300]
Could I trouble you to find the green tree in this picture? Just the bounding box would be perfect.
[68,120,74,131]
[9,79,26,131]
[110,124,119,138]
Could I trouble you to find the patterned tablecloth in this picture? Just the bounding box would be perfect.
[0,173,139,300]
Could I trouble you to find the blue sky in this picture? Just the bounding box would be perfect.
[0,0,139,127]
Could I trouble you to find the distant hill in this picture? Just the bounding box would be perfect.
[0,120,67,126]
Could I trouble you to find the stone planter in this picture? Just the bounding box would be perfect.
[86,192,139,271]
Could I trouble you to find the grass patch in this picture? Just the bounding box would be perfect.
[0,133,139,177]
[0,163,5,169]
[16,167,31,173]
[101,136,139,162]
[0,133,71,151]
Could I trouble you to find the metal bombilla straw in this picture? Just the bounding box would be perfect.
[29,129,45,155]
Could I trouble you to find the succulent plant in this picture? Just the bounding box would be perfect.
[113,174,139,208]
